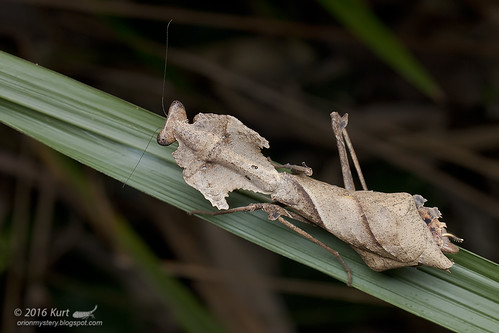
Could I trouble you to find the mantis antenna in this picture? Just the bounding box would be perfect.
[161,19,173,117]
[123,19,173,187]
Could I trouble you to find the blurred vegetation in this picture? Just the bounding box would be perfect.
[1,0,498,332]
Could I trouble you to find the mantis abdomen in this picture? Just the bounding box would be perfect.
[272,173,454,271]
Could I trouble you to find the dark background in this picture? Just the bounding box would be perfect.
[1,0,498,332]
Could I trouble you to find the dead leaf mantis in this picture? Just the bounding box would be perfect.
[155,100,462,286]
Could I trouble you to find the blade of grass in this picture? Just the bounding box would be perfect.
[36,144,223,333]
[0,51,498,332]
[0,52,221,333]
[116,215,223,333]
[316,0,444,102]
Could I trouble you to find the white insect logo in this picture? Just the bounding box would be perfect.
[72,305,98,320]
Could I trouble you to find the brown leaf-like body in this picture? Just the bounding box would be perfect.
[161,105,459,272]
[172,113,280,209]
[272,173,453,271]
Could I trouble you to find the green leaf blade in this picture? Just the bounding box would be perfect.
[317,0,444,102]
[1,50,498,332]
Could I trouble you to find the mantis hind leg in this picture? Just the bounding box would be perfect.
[191,203,352,286]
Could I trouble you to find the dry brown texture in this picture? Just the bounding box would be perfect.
[172,111,280,209]
[159,101,461,277]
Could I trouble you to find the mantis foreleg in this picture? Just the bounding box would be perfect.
[331,112,368,191]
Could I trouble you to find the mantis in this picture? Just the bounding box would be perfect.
[157,100,462,285]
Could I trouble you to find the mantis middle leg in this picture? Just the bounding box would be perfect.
[191,203,352,286]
